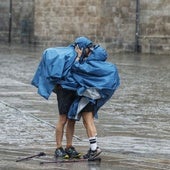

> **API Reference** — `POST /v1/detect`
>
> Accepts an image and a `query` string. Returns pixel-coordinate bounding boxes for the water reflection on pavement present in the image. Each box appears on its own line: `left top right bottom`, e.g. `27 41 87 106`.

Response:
0 45 170 170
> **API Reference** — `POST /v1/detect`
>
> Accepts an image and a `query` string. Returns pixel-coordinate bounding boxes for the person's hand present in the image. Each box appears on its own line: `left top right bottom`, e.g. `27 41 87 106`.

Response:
75 45 83 61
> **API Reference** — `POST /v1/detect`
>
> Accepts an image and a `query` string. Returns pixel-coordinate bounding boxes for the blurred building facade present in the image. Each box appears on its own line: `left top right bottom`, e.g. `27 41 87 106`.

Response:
0 0 169 54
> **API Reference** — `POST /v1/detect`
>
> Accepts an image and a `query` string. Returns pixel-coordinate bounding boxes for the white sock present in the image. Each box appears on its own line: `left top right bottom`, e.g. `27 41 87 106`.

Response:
89 137 97 151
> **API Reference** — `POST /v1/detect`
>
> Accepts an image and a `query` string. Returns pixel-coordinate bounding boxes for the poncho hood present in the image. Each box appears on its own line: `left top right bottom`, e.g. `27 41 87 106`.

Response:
86 45 107 62
74 36 93 49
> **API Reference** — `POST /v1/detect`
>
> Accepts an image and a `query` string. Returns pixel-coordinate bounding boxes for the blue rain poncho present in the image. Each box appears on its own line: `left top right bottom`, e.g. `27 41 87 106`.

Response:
66 45 120 120
32 40 120 120
31 46 77 99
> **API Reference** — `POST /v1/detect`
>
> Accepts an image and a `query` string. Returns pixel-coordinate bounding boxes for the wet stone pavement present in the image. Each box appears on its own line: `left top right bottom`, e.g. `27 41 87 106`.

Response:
0 45 170 170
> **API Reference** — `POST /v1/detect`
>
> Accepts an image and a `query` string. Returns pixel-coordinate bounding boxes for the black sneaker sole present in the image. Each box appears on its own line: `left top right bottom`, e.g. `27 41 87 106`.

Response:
68 153 81 159
90 150 102 159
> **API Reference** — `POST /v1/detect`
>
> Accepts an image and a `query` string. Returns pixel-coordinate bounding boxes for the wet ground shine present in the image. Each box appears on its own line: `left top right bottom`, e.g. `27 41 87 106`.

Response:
0 45 170 170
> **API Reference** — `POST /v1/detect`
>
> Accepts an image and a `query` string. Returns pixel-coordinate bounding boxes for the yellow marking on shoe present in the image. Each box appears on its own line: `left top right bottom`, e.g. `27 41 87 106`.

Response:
63 155 69 159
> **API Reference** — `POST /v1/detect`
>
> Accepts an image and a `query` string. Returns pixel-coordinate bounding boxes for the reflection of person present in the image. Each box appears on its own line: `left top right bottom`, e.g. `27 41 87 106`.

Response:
31 36 120 159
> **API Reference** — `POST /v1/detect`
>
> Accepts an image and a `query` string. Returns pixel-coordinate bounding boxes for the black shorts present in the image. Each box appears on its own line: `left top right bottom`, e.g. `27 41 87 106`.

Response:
54 85 94 115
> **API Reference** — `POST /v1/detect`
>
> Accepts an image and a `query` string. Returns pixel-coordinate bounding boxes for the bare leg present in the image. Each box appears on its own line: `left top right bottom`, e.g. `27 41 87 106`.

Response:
83 116 97 137
55 114 67 148
82 111 101 155
65 119 75 148
82 112 96 138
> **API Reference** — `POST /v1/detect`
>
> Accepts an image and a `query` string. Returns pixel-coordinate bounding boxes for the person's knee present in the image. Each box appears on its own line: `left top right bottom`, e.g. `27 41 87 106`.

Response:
67 119 75 126
83 119 87 128
59 114 67 126
82 112 93 124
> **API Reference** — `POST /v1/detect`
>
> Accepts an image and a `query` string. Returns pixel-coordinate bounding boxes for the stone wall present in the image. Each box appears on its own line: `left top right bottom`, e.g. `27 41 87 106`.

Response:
33 0 136 54
0 0 10 43
139 0 170 54
0 0 169 54
0 0 34 44
12 0 34 44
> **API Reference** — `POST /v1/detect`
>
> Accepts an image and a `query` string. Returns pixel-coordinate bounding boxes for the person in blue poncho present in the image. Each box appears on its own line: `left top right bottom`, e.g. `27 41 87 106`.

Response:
72 39 120 159
31 36 120 159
